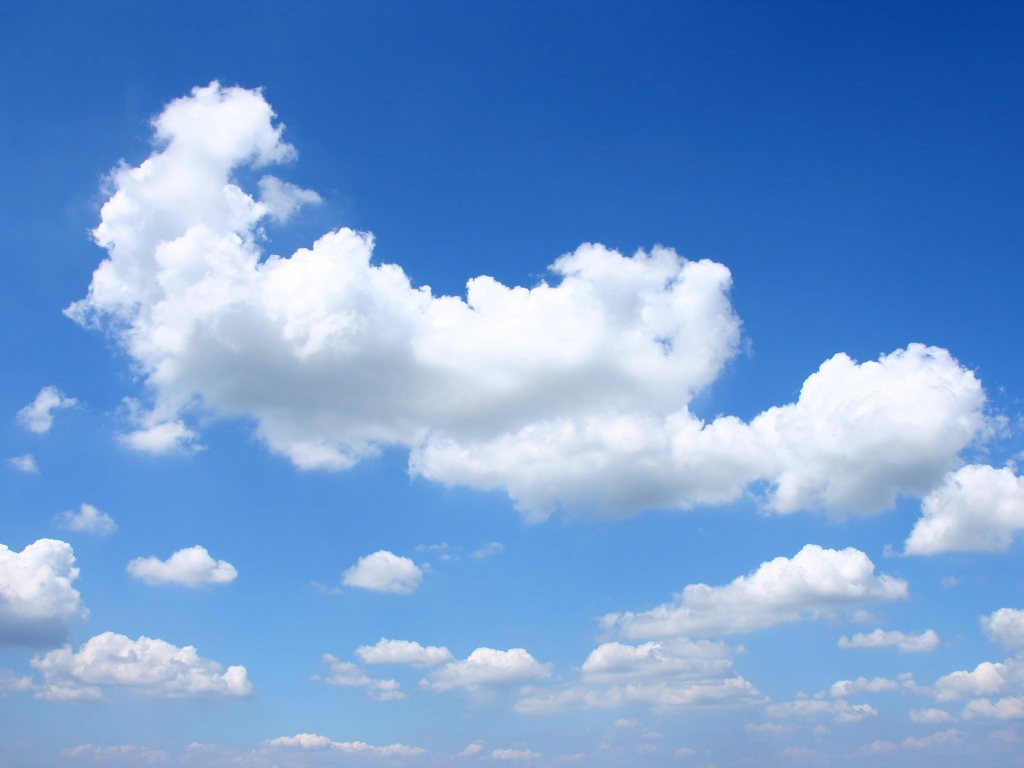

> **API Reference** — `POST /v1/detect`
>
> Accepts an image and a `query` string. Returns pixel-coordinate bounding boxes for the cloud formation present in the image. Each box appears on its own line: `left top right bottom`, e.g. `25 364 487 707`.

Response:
7 454 39 473
31 631 252 699
127 545 237 587
422 648 551 693
838 629 940 653
69 83 990 522
0 539 86 647
16 386 77 434
981 609 1024 649
265 733 424 758
356 638 453 667
56 503 118 536
343 551 423 594
318 654 405 701
602 545 907 639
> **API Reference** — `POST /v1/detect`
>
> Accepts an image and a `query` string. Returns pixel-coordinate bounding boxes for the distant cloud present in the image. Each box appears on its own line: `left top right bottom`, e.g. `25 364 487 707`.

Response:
343 551 422 594
422 648 551 693
471 542 504 559
838 629 940 653
318 654 405 701
602 545 907 639
908 708 955 724
830 675 917 697
356 638 453 668
490 748 541 761
981 608 1024 649
7 454 39 474
16 386 76 434
126 546 237 587
56 504 117 536
31 631 252 699
766 698 878 724
63 744 169 763
265 733 424 758
0 539 86 647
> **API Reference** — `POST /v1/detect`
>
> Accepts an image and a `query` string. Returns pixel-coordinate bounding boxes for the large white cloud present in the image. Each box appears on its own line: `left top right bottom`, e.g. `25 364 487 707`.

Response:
0 539 86 647
904 465 1024 554
16 386 77 434
68 83 990 522
981 609 1024 649
932 656 1024 702
343 551 423 594
421 648 551 693
602 544 907 639
127 545 237 587
31 631 252 699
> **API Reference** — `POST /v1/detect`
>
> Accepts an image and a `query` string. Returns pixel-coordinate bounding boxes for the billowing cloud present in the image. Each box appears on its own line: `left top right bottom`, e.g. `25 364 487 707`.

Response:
0 539 86 647
514 639 760 714
422 648 551 693
905 465 1024 554
16 386 77 434
933 657 1024 702
68 83 989 521
127 545 237 587
31 631 252 699
7 454 39 474
981 609 1024 649
962 696 1024 720
318 654 405 701
56 503 117 536
838 629 940 653
603 545 907 639
266 733 425 758
356 638 453 667
343 551 422 594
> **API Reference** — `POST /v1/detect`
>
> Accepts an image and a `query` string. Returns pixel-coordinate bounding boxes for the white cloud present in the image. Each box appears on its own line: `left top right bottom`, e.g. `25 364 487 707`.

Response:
490 749 541 761
909 708 955 724
905 465 1024 554
458 742 485 757
0 668 33 695
900 729 964 749
343 551 422 594
837 629 940 653
514 639 760 714
356 638 453 667
766 697 878 723
7 454 39 473
127 545 237 587
318 654 406 701
829 675 917 698
68 83 989 521
266 733 425 758
933 657 1024 702
982 609 1024 649
602 544 907 639
471 542 504 559
422 648 551 693
962 696 1024 720
56 504 118 536
0 539 86 647
63 744 169 763
16 386 77 434
31 631 252 699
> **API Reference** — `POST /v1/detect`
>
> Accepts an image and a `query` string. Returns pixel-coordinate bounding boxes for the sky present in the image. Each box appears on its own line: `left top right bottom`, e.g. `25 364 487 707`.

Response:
2 1 1024 766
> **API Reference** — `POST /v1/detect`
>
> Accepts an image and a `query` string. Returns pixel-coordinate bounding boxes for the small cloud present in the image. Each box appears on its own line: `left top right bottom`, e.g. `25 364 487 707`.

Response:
56 504 117 536
471 542 504 560
7 454 39 474
458 742 485 757
317 654 406 701
941 576 963 589
356 638 453 668
17 387 77 434
127 546 237 587
838 629 940 653
343 551 423 594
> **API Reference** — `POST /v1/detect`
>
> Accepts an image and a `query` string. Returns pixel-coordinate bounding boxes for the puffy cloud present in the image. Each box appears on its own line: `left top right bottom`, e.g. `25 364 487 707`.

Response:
31 631 252 699
962 696 1024 720
356 638 453 667
829 675 917 698
16 386 77 434
982 609 1024 649
909 708 955 724
905 465 1024 554
933 657 1024 702
127 545 237 587
0 668 33 694
70 83 989 521
837 629 940 653
515 639 760 714
7 454 39 473
318 654 406 701
603 545 907 639
343 551 422 594
266 733 425 758
0 539 85 647
56 503 118 536
766 697 878 723
422 648 551 693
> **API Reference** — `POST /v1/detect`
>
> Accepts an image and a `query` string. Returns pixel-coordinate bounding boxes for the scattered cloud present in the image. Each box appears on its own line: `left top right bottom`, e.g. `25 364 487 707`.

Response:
265 733 425 757
909 708 955 724
16 386 77 434
7 454 39 473
63 744 169 763
602 544 907 639
829 674 917 697
981 609 1024 649
766 697 878 724
961 696 1024 720
317 654 405 701
838 629 940 653
343 551 423 594
471 542 504 559
422 648 551 693
0 539 86 647
127 545 237 587
56 503 117 536
458 742 485 758
31 632 252 699
489 748 541 761
933 656 1024 702
356 638 453 668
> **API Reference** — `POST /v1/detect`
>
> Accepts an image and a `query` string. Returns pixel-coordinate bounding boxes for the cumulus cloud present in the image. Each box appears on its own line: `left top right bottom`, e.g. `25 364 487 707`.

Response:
982 609 1024 649
837 629 940 653
356 638 453 667
962 696 1024 720
68 82 989 521
56 504 118 536
514 639 760 714
127 545 237 587
31 631 252 699
318 654 406 701
422 648 551 693
602 545 907 639
0 539 86 647
343 551 422 594
766 697 878 724
7 454 39 473
905 465 1024 554
266 733 425 758
909 708 955 724
829 675 918 698
16 386 77 434
933 656 1024 702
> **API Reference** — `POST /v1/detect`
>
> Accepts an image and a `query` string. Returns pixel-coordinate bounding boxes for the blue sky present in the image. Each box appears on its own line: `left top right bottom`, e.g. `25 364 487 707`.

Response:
2 2 1024 766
